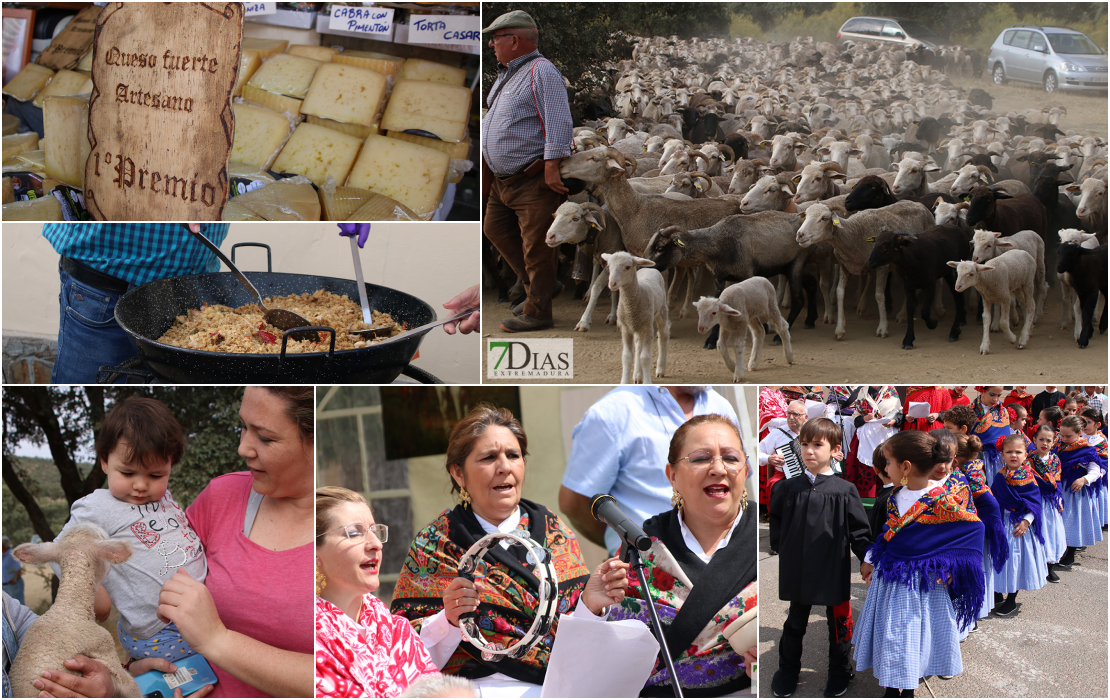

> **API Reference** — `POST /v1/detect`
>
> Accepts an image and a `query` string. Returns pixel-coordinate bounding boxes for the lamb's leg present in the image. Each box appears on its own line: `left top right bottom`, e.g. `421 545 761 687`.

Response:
576 267 609 332
718 327 736 372
655 309 669 378
980 303 993 355
620 325 634 383
608 289 619 326
820 264 835 324
999 297 1017 345
637 330 654 384
1078 291 1097 348
680 269 697 320
776 274 790 310
1017 285 1034 349
733 324 749 381
990 302 1002 332
855 270 872 316
1074 295 1084 342
875 267 890 338
835 271 848 339
584 259 601 305
747 316 766 373
774 309 794 365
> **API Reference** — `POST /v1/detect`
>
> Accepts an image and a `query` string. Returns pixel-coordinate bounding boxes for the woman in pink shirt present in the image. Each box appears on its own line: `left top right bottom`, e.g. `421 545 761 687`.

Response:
153 386 315 698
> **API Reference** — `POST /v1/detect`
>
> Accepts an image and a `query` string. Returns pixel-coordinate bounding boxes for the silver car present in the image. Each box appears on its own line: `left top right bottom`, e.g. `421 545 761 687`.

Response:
987 25 1108 92
836 16 943 50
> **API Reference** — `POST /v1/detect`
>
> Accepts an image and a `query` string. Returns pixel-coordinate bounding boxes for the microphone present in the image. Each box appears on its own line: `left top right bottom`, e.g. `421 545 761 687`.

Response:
590 494 651 551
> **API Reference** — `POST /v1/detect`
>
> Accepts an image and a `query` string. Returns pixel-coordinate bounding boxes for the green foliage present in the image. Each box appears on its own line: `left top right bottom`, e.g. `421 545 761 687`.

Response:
950 4 1108 53
755 3 862 44
2 482 70 547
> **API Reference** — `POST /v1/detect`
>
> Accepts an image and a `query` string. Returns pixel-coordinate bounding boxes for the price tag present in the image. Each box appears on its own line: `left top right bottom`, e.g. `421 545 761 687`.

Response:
243 2 276 16
408 15 481 46
330 5 394 35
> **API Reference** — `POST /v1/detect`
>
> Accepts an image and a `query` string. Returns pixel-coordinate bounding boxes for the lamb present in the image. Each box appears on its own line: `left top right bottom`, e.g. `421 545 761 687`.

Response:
601 251 669 384
795 200 936 339
1056 229 1104 338
1057 241 1108 349
948 250 1037 354
692 278 794 381
970 229 1048 319
9 524 142 698
545 201 623 332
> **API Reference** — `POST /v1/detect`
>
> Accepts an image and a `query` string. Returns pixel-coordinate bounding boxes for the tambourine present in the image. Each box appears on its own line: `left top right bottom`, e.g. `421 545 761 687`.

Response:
456 530 559 661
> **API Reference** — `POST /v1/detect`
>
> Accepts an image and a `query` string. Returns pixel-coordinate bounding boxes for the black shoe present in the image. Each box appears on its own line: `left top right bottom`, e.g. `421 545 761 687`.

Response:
769 550 778 556
1076 546 1087 552
900 689 915 698
772 670 799 697
993 591 1004 606
824 673 853 697
993 598 1018 616
1047 568 1060 583
883 688 900 698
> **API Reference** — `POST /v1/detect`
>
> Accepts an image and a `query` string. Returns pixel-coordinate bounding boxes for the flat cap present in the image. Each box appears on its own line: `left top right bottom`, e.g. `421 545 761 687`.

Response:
482 10 536 34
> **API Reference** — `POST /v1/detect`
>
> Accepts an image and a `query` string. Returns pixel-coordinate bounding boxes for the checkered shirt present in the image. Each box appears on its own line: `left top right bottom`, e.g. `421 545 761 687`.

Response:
43 223 231 286
481 50 573 176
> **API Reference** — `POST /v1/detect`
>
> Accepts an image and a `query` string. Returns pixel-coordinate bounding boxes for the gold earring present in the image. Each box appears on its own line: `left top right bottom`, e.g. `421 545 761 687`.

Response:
900 474 909 487
671 490 684 509
459 487 471 508
315 563 326 596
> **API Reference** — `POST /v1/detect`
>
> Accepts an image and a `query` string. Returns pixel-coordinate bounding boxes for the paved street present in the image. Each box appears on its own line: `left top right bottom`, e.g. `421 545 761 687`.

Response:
759 519 1108 697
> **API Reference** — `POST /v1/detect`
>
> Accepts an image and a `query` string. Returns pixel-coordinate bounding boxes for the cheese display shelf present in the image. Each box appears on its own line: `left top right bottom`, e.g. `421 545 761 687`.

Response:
1 1 479 222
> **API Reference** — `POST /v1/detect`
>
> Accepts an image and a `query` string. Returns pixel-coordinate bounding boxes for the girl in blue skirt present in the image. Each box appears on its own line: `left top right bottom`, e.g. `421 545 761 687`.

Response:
952 432 1007 624
990 434 1048 616
1056 416 1105 568
1029 424 1066 582
1079 407 1107 528
972 386 1010 488
855 431 984 698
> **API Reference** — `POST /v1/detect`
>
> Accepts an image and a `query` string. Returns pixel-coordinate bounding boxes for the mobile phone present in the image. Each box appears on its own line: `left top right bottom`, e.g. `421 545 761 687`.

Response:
134 654 218 698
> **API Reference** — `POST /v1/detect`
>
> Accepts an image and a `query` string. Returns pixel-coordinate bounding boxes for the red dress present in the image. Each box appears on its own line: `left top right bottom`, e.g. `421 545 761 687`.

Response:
902 386 952 432
315 594 438 698
948 389 971 407
1002 388 1033 414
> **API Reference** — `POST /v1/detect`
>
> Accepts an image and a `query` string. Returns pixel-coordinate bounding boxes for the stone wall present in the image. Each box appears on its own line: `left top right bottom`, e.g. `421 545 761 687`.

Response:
3 335 57 384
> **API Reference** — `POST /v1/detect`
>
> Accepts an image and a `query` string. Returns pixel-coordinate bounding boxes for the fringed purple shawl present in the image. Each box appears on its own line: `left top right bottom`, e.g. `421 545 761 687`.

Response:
973 399 1011 466
955 461 1008 573
1027 452 1063 513
1058 438 1107 495
991 461 1045 544
869 479 985 630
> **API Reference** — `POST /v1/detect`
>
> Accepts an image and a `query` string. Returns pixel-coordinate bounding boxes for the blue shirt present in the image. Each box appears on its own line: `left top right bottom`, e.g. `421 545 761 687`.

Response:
481 50 573 176
42 223 230 286
562 387 740 554
1 551 20 586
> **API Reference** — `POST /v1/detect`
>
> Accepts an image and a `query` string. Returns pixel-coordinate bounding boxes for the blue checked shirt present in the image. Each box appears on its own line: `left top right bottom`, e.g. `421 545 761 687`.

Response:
42 223 230 286
482 50 573 176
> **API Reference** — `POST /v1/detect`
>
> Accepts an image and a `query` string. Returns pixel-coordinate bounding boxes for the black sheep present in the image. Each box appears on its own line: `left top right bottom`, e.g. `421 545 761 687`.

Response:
723 132 749 160
1032 168 1082 237
914 117 943 150
867 227 970 349
968 88 993 110
844 175 959 213
1057 242 1108 348
966 186 1049 237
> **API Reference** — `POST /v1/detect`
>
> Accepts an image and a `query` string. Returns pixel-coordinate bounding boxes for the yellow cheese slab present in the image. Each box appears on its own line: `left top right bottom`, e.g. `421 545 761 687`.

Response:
234 181 321 221
271 123 363 186
3 133 40 161
386 130 470 160
247 53 322 98
3 197 63 221
333 50 405 78
306 115 376 139
32 70 92 108
2 177 13 204
43 95 91 187
6 150 46 170
228 160 276 183
3 63 55 102
233 49 262 98
77 49 93 72
320 185 376 221
241 84 303 116
348 191 421 221
222 200 266 221
301 63 387 127
231 103 291 169
380 79 471 143
346 134 449 217
398 58 467 86
241 38 289 60
287 45 339 62
2 114 18 135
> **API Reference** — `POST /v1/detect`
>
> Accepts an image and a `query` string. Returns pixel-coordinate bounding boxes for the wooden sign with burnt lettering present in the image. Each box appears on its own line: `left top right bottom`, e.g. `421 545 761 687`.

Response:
37 5 102 71
85 3 242 220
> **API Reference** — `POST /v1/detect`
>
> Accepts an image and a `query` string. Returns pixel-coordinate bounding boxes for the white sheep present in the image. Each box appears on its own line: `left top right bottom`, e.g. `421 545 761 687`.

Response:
10 524 141 698
601 251 669 384
969 229 1047 320
545 201 621 332
948 250 1037 355
692 277 793 381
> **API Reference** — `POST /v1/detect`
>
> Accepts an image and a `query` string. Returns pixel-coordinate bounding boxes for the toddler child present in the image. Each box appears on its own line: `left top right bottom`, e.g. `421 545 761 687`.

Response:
990 434 1047 616
1029 424 1066 581
1057 416 1106 567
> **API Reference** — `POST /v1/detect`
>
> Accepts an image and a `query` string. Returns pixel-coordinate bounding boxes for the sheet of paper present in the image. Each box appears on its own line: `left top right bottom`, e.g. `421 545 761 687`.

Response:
906 401 931 419
541 615 660 698
805 400 825 419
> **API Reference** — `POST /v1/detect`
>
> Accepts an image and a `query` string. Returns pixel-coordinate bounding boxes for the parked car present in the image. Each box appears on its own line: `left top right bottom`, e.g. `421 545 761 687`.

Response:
836 16 943 50
987 24 1108 92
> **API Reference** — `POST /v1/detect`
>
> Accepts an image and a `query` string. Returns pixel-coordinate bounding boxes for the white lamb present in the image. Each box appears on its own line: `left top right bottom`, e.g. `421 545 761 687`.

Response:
969 228 1047 320
692 277 793 381
9 524 141 698
949 250 1036 355
601 251 669 384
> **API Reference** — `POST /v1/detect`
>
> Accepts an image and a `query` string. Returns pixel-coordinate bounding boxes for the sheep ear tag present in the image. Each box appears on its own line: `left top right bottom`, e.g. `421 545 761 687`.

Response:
833 217 841 225
963 196 971 202
865 236 875 242
675 238 686 247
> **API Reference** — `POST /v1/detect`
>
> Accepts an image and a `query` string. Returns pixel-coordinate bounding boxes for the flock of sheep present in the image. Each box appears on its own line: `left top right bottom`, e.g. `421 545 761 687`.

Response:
533 33 1108 383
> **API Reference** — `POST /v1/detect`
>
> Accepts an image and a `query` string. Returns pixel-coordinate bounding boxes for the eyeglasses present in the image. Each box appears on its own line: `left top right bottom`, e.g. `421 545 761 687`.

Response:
786 412 807 419
488 33 515 42
677 451 745 475
326 522 388 544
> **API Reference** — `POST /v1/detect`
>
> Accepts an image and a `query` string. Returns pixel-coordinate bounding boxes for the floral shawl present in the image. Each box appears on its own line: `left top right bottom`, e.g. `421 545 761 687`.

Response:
390 499 590 685
1027 452 1063 513
973 398 1011 466
609 506 756 697
315 594 437 698
956 460 1008 572
758 387 789 438
1057 437 1108 495
991 454 1045 544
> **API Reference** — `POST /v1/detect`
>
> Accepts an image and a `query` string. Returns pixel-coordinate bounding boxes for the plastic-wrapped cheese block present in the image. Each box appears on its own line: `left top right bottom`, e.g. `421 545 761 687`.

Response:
386 130 470 160
32 70 92 108
320 184 375 221
43 95 91 188
380 79 471 143
240 85 302 116
247 54 322 98
7 150 46 171
398 58 467 86
306 115 376 139
3 63 55 102
346 134 449 218
241 38 289 60
233 181 321 221
233 49 262 98
222 200 266 221
3 196 63 220
301 63 386 128
332 51 405 78
271 123 363 187
3 133 40 161
2 114 18 135
288 45 340 62
347 191 421 221
231 104 292 169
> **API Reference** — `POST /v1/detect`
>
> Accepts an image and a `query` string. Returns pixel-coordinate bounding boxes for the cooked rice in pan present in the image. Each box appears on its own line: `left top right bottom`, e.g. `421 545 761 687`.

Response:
156 289 402 353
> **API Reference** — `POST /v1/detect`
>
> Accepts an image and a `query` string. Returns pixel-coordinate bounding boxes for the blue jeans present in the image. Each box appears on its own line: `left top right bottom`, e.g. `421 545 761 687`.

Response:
52 265 137 384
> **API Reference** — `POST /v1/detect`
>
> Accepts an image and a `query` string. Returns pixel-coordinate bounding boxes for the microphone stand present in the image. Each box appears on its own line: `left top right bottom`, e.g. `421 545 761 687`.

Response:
622 544 684 698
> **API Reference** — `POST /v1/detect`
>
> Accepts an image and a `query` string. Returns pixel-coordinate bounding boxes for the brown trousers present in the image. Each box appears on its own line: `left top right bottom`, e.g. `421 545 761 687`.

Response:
483 173 565 320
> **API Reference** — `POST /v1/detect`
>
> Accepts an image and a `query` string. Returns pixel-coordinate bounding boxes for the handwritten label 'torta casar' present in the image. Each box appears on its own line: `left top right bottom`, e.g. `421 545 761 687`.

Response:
85 3 242 220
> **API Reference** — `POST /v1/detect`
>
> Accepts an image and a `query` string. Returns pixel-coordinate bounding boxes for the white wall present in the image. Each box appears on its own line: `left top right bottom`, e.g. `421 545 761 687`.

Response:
1 222 480 382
